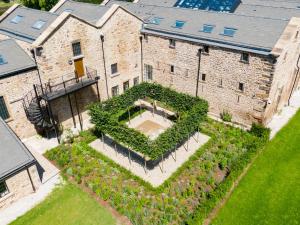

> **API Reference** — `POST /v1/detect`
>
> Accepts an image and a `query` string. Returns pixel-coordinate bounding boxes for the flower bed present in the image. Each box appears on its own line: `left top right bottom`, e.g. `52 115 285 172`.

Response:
45 119 269 225
89 83 208 160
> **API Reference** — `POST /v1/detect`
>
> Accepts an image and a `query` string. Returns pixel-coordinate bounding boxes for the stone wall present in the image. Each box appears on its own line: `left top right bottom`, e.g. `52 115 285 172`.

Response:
34 8 143 130
0 69 39 138
142 34 273 125
264 17 300 124
0 164 41 210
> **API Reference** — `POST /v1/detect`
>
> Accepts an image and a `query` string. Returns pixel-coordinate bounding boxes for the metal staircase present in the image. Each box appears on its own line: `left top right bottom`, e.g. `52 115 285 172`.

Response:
22 87 55 135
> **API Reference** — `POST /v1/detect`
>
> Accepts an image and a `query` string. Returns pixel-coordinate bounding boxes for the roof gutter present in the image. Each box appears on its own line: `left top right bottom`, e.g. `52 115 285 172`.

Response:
141 27 272 56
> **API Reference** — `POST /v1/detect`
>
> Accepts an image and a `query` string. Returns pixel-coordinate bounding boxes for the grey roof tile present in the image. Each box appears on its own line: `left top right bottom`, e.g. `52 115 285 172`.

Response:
0 39 36 78
0 118 36 180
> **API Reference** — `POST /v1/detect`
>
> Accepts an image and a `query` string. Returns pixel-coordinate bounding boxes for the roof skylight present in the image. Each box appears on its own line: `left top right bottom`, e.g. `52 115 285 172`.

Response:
64 9 73 13
150 17 163 25
32 20 46 30
200 24 215 33
172 20 185 29
0 55 7 65
222 27 237 37
11 15 23 24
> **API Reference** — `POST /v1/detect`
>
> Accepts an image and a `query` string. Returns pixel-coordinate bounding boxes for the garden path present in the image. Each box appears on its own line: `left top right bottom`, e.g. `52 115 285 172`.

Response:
90 132 210 187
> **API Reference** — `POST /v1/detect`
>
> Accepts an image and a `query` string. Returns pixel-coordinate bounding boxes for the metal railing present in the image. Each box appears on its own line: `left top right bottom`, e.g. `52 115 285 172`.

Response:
35 67 98 98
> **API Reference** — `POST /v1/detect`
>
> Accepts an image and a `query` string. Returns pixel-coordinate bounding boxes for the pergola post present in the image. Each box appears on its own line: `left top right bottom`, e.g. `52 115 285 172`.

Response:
114 142 117 156
128 148 131 165
144 157 147 174
128 107 131 124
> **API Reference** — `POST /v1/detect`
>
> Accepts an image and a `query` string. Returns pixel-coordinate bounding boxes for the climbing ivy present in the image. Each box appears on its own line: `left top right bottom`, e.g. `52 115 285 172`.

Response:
89 83 208 160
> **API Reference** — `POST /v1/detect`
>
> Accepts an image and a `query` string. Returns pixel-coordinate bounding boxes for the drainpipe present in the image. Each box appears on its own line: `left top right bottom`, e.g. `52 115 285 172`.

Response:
140 35 144 82
288 53 300 106
100 35 110 99
30 48 44 95
196 48 202 97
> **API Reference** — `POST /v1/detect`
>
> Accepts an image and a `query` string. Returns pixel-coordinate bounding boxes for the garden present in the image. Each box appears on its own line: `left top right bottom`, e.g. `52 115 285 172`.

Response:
45 83 270 225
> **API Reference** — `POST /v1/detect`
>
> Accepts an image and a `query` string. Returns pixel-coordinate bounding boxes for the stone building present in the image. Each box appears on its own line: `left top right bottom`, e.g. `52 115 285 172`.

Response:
0 118 41 210
0 0 300 139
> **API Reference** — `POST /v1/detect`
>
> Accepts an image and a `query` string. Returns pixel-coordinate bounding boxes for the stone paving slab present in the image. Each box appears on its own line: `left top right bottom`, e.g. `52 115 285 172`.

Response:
90 132 210 187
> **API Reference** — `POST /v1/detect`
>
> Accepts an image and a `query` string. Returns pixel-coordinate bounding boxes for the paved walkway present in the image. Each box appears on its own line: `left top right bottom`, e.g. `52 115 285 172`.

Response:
90 132 210 187
267 88 300 139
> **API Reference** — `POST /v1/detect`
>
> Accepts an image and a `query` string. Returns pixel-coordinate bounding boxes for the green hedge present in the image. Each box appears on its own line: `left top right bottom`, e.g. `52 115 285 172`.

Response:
89 83 208 160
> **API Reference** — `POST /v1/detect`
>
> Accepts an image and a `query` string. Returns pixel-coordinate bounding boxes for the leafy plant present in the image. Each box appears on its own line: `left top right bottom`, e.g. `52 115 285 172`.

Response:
89 83 208 160
220 110 232 122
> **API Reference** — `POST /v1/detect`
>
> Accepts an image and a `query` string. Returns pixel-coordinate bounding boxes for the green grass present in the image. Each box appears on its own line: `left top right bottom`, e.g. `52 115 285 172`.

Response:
10 182 116 225
212 110 300 225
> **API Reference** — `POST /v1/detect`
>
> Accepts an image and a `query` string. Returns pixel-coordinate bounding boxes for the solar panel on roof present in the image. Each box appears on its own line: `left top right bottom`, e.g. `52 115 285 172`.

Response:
172 20 185 29
200 24 215 33
0 55 7 65
174 0 241 12
221 27 237 37
11 15 23 24
32 20 46 30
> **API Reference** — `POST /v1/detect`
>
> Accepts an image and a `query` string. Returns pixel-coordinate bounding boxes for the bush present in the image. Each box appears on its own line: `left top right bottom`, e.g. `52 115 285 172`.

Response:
250 123 271 140
220 111 232 122
89 83 208 160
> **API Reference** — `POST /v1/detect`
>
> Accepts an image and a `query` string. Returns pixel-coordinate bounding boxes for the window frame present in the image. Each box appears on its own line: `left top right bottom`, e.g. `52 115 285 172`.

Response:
203 45 209 54
241 52 249 63
111 85 119 97
238 82 245 92
221 27 237 37
0 181 9 198
123 80 130 92
72 41 82 57
169 39 176 48
144 64 153 81
201 73 206 82
0 96 10 120
200 24 215 33
133 77 139 86
172 20 185 29
0 55 7 65
32 20 46 30
170 65 175 73
111 63 118 75
11 15 23 24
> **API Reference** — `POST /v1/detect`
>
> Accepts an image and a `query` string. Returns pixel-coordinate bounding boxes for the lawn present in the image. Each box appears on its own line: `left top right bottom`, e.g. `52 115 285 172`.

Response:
212 110 300 225
10 182 116 225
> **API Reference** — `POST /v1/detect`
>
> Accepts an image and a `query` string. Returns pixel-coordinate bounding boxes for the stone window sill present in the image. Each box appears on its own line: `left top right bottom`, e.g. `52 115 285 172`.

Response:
72 55 84 60
111 73 120 78
239 60 249 64
217 85 223 88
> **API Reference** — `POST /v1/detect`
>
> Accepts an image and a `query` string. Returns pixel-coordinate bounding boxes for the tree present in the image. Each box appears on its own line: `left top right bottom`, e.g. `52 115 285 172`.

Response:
20 0 59 11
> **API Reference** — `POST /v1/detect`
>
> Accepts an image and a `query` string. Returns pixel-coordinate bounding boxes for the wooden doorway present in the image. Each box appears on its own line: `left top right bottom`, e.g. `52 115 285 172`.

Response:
74 58 85 78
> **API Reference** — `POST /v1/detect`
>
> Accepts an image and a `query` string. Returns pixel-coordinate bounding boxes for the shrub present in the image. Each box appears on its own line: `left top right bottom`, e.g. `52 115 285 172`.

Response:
89 82 208 160
220 110 232 122
250 123 271 140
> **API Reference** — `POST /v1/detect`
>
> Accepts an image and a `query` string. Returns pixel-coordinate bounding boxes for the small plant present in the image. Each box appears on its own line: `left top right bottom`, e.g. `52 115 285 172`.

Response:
250 123 271 140
220 110 232 122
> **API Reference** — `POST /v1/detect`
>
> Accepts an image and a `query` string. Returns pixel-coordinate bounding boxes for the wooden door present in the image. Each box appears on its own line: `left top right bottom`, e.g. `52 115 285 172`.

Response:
74 58 85 78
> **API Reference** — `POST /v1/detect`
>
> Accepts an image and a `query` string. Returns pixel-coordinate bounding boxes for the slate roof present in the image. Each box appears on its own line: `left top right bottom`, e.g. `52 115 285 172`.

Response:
0 118 36 180
0 6 58 43
53 0 110 25
0 39 36 78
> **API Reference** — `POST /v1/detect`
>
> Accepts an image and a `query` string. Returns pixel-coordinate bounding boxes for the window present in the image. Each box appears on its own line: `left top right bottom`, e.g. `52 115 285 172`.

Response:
0 182 9 198
0 55 7 65
111 85 119 97
169 39 176 48
111 63 118 75
172 20 185 29
203 45 209 54
238 82 244 92
222 27 237 37
150 17 163 25
218 78 223 87
0 96 10 120
200 24 214 33
133 77 139 86
241 52 249 63
72 41 82 56
144 64 153 81
170 65 175 73
201 73 206 81
32 20 46 30
11 15 23 24
123 81 130 91
64 9 73 13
